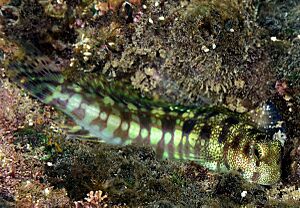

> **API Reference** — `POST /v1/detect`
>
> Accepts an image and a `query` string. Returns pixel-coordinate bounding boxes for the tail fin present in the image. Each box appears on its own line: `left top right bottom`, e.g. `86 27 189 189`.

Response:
8 43 64 101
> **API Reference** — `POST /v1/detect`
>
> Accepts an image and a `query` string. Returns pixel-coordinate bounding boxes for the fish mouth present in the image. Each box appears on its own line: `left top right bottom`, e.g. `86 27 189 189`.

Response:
249 167 281 185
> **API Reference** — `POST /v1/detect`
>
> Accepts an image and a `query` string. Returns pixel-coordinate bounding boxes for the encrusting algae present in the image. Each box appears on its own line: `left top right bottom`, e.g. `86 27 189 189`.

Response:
7 42 283 185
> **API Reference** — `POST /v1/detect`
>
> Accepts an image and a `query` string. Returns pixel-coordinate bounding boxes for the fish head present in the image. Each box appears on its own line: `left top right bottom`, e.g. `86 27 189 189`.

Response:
226 133 282 185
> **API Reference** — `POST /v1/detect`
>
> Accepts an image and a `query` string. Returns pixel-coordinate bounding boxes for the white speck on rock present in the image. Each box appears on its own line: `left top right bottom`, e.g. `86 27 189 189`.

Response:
83 51 92 56
44 188 51 196
201 45 209 53
271 36 277 41
241 191 247 198
158 16 165 21
148 18 154 24
47 162 53 167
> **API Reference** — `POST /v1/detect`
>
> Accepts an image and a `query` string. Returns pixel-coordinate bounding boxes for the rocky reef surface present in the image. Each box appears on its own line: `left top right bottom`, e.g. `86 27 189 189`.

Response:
0 0 299 207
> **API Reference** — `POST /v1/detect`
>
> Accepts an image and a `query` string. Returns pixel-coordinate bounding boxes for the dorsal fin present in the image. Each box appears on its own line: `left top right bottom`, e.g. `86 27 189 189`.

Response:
7 41 65 101
76 74 206 115
247 101 286 145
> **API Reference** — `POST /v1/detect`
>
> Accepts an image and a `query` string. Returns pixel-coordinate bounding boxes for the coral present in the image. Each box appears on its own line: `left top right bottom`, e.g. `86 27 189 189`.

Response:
74 190 109 208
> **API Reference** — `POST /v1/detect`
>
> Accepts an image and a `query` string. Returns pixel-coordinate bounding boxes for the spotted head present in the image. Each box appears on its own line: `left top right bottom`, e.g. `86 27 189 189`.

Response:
225 129 282 185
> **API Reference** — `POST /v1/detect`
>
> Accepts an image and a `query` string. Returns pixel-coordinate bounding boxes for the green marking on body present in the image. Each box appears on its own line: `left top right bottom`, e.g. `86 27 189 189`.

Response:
112 137 122 144
103 96 115 106
131 114 140 122
150 117 162 127
162 151 169 159
100 112 108 120
56 85 62 92
111 107 121 116
101 128 113 140
151 117 157 124
121 121 129 131
140 107 148 112
66 94 82 112
101 114 121 140
173 129 182 159
107 114 121 133
173 129 182 147
150 127 163 145
128 121 140 139
174 151 181 160
169 111 179 117
182 111 195 119
164 132 172 145
156 118 162 127
44 86 69 104
189 152 196 160
188 132 197 149
181 135 189 160
151 107 165 116
73 85 82 93
128 103 138 111
141 128 149 139
182 135 187 146
82 103 100 124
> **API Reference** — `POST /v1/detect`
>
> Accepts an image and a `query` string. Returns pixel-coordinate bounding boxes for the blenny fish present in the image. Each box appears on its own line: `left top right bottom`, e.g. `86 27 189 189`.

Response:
8 44 283 185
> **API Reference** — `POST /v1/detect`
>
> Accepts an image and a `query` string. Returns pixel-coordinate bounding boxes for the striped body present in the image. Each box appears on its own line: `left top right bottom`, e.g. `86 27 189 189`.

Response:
8 46 282 185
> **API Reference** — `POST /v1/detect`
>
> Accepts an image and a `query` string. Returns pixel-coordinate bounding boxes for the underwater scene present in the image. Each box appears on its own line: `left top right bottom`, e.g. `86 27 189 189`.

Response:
0 0 299 207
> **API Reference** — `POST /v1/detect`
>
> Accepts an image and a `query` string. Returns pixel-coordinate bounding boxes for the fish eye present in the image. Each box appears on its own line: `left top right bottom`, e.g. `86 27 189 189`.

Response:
254 147 260 159
253 146 261 167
